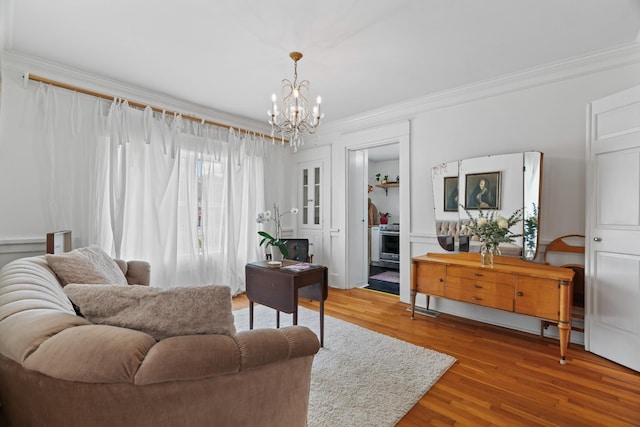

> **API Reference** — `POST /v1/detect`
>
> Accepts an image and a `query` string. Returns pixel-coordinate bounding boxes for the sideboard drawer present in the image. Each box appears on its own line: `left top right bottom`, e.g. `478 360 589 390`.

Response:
445 287 514 311
446 276 514 298
446 265 514 286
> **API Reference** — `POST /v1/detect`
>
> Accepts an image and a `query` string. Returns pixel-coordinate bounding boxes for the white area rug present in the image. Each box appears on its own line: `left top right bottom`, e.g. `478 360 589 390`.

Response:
234 305 456 427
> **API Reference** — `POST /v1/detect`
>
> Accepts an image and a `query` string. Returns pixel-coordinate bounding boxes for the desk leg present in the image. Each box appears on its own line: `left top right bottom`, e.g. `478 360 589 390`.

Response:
249 301 254 330
293 306 298 325
276 310 280 328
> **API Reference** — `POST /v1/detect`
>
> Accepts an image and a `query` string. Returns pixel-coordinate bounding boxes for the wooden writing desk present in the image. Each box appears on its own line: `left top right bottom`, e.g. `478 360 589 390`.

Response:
245 260 328 346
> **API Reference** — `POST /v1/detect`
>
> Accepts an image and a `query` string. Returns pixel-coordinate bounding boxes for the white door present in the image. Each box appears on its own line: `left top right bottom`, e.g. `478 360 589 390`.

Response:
297 161 324 265
347 149 368 287
587 85 640 371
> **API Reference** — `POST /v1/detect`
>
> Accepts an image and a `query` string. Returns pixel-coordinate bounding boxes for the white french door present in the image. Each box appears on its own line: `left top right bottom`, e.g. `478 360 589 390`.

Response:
587 85 640 371
297 160 324 265
347 149 368 288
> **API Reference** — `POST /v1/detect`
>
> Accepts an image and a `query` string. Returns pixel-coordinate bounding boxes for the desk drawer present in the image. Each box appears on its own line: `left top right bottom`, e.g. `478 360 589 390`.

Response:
446 265 514 286
445 287 514 311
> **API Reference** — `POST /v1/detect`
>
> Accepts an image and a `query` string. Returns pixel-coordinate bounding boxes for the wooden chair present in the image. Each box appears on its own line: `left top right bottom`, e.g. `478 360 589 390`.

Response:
541 234 585 336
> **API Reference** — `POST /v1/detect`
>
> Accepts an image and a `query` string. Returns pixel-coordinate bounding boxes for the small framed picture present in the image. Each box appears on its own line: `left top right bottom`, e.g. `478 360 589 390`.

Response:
443 177 459 212
465 172 501 210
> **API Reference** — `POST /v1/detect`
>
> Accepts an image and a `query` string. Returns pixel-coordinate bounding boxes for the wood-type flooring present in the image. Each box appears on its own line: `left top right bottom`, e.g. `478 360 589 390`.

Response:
233 287 640 426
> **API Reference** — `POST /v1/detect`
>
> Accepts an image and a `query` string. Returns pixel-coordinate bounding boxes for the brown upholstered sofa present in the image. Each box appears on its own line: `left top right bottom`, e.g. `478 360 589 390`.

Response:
0 253 320 427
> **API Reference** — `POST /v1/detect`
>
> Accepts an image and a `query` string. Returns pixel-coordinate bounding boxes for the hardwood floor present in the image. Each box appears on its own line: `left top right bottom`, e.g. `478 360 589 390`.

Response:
233 288 640 426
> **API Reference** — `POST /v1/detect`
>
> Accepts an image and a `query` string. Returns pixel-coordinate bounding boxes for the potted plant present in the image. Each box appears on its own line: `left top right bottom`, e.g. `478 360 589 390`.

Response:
256 205 299 259
375 173 381 182
381 175 389 184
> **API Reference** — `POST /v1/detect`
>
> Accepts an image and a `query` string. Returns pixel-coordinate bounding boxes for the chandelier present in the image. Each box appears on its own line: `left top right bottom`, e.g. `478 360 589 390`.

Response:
268 51 324 151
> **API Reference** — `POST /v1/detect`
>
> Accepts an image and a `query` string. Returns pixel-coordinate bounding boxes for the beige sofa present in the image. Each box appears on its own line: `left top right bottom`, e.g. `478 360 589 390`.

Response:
0 253 320 427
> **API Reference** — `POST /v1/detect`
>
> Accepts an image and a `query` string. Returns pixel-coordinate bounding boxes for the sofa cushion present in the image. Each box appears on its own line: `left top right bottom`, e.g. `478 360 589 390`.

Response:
63 284 236 340
46 246 128 286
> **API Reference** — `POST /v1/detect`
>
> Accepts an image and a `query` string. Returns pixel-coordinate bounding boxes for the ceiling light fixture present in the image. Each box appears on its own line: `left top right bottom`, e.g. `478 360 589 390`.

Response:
268 51 324 151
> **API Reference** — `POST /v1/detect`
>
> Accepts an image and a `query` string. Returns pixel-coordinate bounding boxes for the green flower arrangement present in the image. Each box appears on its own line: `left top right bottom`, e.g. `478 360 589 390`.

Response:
461 206 523 255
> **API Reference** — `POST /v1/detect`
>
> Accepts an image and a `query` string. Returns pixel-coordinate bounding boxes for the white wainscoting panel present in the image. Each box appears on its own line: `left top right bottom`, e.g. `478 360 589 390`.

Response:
0 238 46 269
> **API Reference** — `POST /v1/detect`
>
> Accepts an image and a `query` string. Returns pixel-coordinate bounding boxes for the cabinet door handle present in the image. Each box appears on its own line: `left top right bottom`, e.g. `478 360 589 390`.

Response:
473 284 483 289
593 237 602 242
473 273 483 277
439 278 444 282
472 296 482 301
517 291 524 297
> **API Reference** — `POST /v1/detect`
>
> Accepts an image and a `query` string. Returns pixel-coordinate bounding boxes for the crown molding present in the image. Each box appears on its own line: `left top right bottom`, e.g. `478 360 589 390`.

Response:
1 50 274 136
323 42 640 135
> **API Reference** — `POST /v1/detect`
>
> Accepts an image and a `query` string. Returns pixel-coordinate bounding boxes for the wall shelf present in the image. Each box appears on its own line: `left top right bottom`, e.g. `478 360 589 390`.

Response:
376 182 399 196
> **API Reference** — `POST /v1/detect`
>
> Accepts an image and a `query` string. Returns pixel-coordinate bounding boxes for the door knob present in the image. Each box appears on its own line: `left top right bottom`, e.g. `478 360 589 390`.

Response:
593 237 602 242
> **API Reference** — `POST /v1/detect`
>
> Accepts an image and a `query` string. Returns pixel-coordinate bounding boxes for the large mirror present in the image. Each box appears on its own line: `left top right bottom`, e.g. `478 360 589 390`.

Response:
432 152 543 260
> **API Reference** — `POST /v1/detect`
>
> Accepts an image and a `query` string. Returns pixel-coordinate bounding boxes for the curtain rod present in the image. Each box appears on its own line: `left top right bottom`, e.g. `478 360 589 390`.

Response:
23 73 286 143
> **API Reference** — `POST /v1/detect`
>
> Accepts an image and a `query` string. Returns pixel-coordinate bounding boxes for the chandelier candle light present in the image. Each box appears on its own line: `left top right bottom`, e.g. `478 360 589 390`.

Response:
256 204 299 260
268 51 324 151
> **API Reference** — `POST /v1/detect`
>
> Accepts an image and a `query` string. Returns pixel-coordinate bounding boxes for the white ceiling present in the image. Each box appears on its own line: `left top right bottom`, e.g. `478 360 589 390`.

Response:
3 0 640 127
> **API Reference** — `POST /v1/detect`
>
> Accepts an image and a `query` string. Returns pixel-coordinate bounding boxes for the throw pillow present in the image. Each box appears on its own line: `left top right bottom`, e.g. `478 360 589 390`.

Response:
46 246 128 286
63 284 236 340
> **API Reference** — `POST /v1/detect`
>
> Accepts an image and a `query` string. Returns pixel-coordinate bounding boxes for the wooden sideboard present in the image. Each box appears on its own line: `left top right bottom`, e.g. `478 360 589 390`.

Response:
411 252 575 364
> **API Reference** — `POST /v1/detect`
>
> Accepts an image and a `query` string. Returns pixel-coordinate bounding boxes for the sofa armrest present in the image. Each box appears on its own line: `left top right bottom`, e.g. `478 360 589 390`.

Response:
234 326 320 370
114 260 150 286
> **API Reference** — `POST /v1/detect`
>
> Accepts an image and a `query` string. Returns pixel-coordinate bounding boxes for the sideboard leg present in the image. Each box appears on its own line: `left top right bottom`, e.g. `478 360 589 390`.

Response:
558 279 572 364
410 262 417 319
558 320 570 364
410 289 417 320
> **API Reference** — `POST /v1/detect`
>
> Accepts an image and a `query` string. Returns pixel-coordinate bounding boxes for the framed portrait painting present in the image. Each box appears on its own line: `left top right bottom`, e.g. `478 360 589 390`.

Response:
443 177 459 212
465 172 501 210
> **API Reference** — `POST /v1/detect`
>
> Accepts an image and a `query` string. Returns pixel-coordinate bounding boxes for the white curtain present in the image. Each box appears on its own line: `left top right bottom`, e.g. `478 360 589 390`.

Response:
32 84 277 295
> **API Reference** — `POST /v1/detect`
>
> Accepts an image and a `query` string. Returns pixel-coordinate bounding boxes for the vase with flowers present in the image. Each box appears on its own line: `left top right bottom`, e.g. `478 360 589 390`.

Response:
461 206 523 266
256 204 299 260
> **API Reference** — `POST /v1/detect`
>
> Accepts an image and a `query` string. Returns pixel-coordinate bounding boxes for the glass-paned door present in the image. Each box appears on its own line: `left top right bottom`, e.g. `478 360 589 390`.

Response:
299 162 322 228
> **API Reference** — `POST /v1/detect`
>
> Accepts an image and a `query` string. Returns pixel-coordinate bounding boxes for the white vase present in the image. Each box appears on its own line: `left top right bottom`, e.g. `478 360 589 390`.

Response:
270 245 283 261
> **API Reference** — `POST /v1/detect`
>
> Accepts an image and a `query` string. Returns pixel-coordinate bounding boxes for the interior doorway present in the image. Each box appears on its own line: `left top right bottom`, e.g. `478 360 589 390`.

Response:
356 143 401 295
342 121 409 299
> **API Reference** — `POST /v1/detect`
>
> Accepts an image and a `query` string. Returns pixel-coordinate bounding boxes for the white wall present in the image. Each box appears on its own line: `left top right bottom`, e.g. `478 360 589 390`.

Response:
316 45 640 342
368 159 400 223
